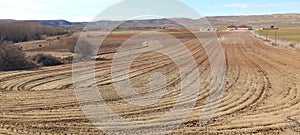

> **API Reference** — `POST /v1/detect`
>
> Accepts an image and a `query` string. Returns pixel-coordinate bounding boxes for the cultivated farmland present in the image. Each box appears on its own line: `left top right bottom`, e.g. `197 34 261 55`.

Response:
0 31 300 134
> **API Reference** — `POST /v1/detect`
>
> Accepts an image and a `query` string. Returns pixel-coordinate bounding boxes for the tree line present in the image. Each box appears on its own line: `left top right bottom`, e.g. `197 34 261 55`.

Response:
0 22 67 43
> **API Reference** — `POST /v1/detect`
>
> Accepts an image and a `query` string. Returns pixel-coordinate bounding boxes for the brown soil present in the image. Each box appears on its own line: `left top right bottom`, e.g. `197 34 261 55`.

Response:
1 32 300 134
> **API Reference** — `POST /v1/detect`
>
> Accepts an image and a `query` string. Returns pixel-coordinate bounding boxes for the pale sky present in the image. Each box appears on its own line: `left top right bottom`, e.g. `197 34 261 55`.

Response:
0 0 300 22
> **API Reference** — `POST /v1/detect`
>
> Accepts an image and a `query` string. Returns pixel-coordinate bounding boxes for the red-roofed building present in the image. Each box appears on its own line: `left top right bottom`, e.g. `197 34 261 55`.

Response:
227 25 237 31
237 25 251 30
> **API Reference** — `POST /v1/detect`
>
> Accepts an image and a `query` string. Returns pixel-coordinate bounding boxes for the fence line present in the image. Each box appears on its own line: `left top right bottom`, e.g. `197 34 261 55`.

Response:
250 30 299 48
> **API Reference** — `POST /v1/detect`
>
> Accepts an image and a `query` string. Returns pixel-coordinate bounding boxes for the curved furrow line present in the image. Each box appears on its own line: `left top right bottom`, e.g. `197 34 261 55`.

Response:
207 32 300 133
240 33 300 116
172 32 265 133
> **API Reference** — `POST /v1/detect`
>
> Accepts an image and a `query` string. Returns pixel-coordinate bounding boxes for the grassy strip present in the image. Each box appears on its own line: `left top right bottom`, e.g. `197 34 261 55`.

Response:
258 29 300 43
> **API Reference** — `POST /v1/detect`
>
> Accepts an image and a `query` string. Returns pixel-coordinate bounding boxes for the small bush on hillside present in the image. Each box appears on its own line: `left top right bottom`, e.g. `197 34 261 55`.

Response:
31 54 63 66
63 55 73 62
0 42 35 71
289 43 296 48
68 39 95 61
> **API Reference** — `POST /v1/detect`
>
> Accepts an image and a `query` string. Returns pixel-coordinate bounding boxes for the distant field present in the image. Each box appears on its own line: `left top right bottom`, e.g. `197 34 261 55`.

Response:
258 29 300 43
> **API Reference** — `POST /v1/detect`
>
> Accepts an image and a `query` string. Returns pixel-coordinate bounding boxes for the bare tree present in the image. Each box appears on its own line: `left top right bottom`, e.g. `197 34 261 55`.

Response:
0 42 35 71
0 22 67 43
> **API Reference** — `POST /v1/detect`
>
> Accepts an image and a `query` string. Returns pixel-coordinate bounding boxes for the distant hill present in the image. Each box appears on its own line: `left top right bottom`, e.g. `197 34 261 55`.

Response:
0 20 87 26
35 20 73 26
80 13 300 29
1 13 300 29
206 13 300 28
0 19 17 23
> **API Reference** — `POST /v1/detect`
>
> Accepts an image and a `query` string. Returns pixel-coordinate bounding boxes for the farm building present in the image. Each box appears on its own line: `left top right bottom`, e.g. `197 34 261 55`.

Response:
227 25 252 31
260 25 279 30
200 27 218 32
237 25 252 30
227 25 237 31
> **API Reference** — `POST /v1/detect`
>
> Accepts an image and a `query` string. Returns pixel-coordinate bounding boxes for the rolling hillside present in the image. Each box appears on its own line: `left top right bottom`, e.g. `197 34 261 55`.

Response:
2 13 300 29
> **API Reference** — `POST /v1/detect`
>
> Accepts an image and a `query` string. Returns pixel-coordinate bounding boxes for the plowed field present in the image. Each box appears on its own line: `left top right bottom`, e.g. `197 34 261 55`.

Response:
1 32 300 134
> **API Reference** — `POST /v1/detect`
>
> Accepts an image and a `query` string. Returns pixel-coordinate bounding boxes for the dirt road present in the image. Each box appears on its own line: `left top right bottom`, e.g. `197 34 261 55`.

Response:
1 32 300 134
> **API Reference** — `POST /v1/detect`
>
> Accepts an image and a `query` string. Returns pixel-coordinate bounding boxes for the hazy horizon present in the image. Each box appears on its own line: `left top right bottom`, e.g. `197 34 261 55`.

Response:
1 12 299 23
1 0 300 22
